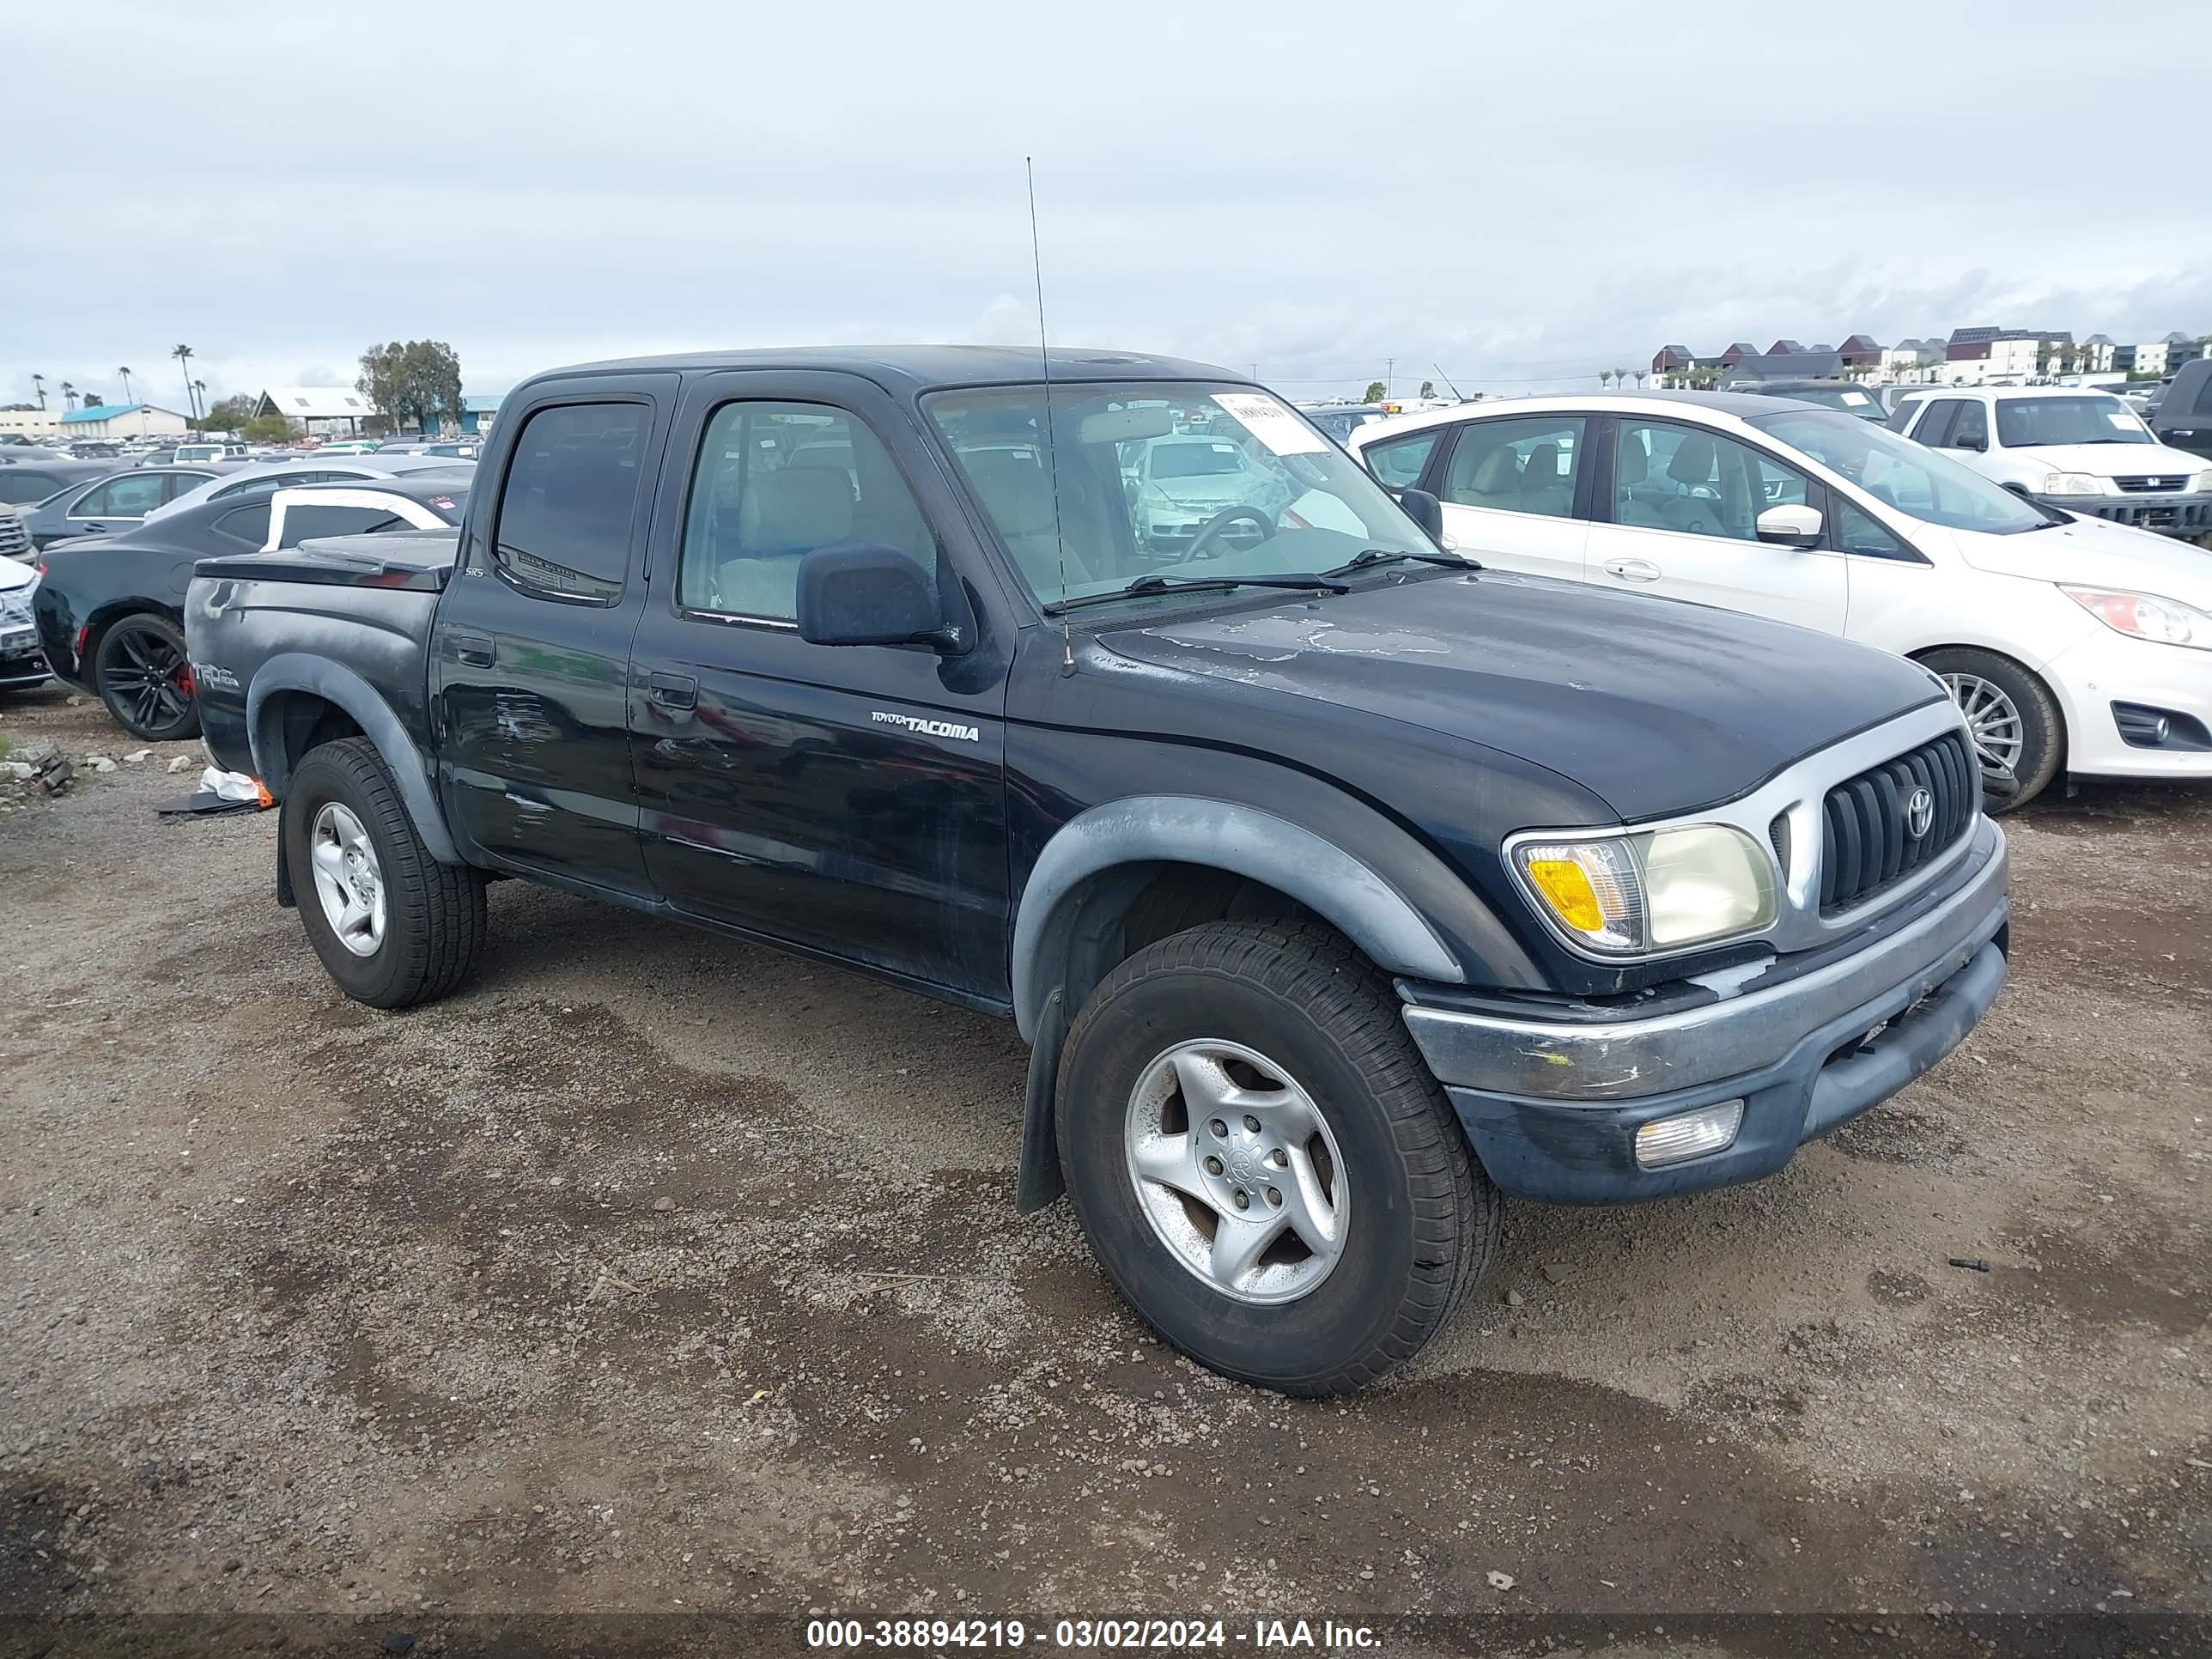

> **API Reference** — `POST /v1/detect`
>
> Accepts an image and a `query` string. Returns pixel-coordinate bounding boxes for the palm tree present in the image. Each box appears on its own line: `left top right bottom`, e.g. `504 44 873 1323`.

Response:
1634 369 1650 389
172 344 196 420
59 381 76 412
192 380 208 429
118 367 134 405
30 374 45 411
1599 370 1613 391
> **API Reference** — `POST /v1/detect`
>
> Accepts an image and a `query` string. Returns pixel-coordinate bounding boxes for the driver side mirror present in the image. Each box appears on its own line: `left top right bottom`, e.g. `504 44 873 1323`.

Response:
1755 504 1824 548
795 544 966 653
1952 431 1986 453
1396 487 1445 544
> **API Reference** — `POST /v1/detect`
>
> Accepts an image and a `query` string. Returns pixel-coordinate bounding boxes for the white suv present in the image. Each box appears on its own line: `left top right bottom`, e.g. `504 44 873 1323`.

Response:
1889 386 2212 538
1349 391 2212 808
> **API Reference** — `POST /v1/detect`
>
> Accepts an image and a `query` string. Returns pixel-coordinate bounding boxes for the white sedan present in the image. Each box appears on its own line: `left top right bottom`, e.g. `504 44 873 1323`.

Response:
1349 390 2212 808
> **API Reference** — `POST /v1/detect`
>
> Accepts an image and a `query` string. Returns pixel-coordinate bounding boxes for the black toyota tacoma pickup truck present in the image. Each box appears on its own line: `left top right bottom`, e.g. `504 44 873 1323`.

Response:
185 348 2009 1395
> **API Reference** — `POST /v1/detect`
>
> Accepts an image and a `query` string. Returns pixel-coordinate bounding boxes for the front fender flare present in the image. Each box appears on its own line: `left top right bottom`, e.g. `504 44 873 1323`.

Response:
246 653 459 865
1010 795 1463 1042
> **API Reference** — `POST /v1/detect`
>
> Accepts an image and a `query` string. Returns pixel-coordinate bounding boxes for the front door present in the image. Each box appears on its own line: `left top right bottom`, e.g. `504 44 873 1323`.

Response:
1427 413 1591 581
1586 416 1848 635
626 371 1012 1003
431 376 678 897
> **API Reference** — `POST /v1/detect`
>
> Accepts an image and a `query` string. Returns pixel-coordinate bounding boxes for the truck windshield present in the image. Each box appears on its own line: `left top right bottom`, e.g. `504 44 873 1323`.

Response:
1996 396 2153 448
1748 408 2051 535
924 382 1437 608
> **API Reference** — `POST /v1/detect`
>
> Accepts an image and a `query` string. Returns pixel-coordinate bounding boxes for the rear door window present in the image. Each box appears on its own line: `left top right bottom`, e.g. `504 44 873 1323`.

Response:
491 403 653 602
73 474 169 518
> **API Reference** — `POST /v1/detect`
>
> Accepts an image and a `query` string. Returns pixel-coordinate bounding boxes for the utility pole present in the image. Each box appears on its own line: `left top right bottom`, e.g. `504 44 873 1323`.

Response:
1385 359 1395 399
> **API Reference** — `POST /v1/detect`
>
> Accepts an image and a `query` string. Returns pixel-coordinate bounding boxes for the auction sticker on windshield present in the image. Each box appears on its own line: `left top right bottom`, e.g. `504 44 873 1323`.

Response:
1212 392 1328 456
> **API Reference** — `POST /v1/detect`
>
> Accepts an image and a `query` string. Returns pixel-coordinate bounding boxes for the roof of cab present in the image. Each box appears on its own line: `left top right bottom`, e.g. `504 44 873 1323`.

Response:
544 345 1241 392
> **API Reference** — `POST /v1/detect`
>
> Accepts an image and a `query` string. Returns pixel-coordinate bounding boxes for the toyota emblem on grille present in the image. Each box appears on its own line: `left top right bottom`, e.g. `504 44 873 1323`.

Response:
1905 787 1936 840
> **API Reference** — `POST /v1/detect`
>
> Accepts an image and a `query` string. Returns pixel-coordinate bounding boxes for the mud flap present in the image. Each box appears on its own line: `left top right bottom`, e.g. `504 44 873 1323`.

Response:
274 795 297 909
1013 987 1068 1213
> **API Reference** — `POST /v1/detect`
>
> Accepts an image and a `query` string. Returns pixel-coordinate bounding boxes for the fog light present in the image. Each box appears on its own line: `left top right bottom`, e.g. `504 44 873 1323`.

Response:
1634 1100 1745 1169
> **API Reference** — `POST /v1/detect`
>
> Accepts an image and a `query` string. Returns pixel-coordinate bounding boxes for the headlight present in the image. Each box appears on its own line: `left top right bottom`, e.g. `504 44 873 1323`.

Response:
2192 471 2212 494
2061 586 2212 651
2045 472 2108 495
1514 824 1777 957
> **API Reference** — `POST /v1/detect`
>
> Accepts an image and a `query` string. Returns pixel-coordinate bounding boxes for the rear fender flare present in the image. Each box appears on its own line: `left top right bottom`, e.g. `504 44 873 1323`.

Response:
246 653 459 865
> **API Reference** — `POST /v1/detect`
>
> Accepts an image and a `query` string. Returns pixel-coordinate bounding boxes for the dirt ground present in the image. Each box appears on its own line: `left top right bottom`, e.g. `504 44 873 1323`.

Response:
3 682 2207 1658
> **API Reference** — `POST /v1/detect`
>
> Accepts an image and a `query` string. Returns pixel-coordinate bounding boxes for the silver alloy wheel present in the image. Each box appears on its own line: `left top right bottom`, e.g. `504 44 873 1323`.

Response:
1942 672 2025 784
1122 1038 1347 1306
308 802 386 958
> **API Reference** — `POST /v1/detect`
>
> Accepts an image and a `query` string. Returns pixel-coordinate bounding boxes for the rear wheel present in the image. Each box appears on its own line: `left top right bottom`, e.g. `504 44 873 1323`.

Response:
283 738 487 1008
1919 647 2063 811
1056 919 1497 1395
94 613 199 741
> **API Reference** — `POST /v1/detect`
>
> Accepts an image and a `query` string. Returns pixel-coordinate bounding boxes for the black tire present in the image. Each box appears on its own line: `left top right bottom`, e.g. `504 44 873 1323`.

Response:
1055 918 1498 1396
283 737 487 1009
94 613 200 742
1917 647 2063 811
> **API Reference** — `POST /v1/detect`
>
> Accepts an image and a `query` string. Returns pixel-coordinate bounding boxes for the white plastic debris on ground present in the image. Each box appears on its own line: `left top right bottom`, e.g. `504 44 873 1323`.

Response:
200 768 264 803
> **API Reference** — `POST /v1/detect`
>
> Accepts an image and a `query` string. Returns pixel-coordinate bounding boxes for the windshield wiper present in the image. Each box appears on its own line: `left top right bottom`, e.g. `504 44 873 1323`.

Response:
1325 546 1477 576
1042 572 1351 615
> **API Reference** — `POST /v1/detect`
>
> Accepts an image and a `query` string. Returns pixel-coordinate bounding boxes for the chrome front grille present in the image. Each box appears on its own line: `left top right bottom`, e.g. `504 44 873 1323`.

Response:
1819 731 1978 915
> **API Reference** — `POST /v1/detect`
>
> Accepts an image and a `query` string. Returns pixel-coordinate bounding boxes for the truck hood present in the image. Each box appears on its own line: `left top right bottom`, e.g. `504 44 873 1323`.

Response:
1097 570 1947 822
2008 441 2206 480
1942 516 2212 608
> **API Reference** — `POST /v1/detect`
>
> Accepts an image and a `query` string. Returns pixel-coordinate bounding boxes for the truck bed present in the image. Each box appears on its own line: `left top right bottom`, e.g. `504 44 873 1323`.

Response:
186 532 453 780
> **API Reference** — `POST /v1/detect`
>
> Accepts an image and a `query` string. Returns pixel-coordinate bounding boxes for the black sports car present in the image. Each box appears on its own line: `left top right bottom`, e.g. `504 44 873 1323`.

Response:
34 476 470 741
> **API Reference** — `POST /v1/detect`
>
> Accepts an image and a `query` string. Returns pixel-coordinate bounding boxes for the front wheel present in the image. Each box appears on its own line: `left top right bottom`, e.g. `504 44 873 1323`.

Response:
283 738 487 1009
1919 647 2063 811
1056 919 1497 1395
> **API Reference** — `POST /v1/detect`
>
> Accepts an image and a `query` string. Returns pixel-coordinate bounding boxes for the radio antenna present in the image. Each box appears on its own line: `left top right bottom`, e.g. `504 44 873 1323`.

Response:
1026 155 1074 666
1433 362 1467 403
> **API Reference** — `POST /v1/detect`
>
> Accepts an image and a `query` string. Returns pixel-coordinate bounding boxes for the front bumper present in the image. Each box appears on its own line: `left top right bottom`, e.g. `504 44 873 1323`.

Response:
1401 820 2008 1203
2038 490 2212 538
1 623 47 688
2040 626 2212 779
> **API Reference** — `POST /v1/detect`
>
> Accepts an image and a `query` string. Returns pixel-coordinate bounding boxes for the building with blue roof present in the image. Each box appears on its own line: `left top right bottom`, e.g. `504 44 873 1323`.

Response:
58 403 191 438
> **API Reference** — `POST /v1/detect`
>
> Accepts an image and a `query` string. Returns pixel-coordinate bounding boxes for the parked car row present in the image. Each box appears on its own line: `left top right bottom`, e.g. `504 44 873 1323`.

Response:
1884 385 2212 537
1346 388 2212 810
27 476 471 740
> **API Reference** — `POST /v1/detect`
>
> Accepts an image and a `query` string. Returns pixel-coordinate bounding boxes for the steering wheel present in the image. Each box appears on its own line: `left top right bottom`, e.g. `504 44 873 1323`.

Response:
1185 504 1277 559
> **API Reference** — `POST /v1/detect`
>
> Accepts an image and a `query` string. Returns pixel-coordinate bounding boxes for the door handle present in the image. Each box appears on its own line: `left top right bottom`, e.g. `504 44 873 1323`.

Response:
647 672 698 710
1604 558 1662 583
452 631 495 666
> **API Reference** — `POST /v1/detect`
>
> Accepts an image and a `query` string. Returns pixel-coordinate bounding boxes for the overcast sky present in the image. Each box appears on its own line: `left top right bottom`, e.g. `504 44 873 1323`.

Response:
9 0 2209 412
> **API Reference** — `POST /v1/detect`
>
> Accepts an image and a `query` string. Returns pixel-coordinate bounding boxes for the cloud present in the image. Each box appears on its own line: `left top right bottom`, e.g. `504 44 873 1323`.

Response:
6 0 2207 408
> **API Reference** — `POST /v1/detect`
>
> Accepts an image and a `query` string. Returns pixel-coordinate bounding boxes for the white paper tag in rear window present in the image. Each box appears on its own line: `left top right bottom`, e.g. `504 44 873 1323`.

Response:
2107 410 2137 430
1841 390 1870 405
1212 392 1328 456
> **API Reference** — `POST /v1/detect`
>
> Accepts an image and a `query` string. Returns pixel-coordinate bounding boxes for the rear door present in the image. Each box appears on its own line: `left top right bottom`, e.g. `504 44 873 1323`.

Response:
1425 414 1590 580
624 369 1013 1002
1584 415 1847 634
430 374 678 897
